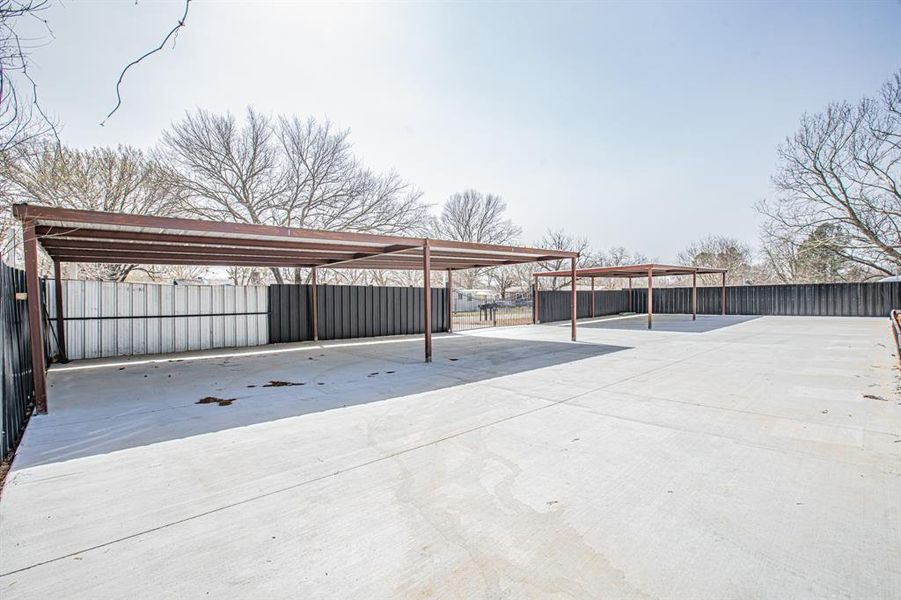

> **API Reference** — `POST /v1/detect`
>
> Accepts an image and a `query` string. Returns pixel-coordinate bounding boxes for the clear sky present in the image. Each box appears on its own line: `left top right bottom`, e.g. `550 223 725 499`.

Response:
23 1 901 261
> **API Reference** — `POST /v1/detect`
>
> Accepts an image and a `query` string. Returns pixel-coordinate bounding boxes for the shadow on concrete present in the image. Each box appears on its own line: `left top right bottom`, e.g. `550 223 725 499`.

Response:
19 334 629 468
575 314 759 333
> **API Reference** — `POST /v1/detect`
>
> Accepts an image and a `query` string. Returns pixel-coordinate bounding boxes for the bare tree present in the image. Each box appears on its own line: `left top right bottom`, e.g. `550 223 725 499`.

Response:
759 223 874 283
432 190 520 244
1 142 184 279
2 1 192 151
162 264 210 284
597 246 648 268
226 266 265 286
488 266 521 299
0 1 56 152
102 0 191 125
432 190 521 288
758 70 901 277
588 246 650 289
677 235 752 285
533 229 592 290
163 108 427 283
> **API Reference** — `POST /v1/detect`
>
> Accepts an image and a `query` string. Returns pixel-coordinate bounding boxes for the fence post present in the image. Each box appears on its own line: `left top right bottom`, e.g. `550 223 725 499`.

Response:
53 259 68 363
423 240 432 363
591 276 595 318
570 256 577 341
628 277 633 312
446 269 453 333
692 271 697 321
721 272 727 316
22 219 47 414
311 267 319 341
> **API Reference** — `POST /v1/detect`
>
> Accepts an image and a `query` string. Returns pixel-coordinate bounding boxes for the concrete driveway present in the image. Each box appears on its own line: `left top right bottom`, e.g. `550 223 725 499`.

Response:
1 315 899 599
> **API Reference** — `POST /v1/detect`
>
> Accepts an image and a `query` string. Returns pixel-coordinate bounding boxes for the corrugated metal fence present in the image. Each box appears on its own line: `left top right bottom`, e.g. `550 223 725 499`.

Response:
538 289 628 322
269 284 448 343
539 281 901 322
1 261 34 460
41 280 901 362
44 280 268 360
630 281 901 316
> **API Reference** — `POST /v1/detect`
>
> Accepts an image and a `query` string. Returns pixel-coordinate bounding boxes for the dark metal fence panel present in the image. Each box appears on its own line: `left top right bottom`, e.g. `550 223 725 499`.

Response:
1 261 35 461
538 282 901 323
269 284 448 344
628 282 901 317
538 289 628 322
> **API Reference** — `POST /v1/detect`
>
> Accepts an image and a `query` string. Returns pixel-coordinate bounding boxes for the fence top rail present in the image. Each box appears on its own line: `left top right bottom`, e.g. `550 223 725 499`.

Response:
536 263 728 279
13 204 577 271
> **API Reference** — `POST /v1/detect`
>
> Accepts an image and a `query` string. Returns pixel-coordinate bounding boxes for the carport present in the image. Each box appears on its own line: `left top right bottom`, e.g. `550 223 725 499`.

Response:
13 203 578 414
535 263 728 329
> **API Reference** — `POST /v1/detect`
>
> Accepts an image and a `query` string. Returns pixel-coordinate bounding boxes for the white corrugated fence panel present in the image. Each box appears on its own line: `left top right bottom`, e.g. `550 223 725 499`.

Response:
44 280 269 361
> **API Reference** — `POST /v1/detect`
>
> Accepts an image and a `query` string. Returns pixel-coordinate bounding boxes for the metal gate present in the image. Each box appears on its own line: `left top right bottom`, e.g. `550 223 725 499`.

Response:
1 261 35 460
451 290 534 331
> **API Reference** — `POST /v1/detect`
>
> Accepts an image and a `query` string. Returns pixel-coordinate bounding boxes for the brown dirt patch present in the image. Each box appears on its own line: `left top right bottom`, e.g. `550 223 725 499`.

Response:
196 396 235 407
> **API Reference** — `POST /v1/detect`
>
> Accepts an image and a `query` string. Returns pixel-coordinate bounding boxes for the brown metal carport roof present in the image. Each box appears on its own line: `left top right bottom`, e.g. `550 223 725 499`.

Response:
13 204 574 271
534 263 729 330
535 263 727 278
13 203 580 413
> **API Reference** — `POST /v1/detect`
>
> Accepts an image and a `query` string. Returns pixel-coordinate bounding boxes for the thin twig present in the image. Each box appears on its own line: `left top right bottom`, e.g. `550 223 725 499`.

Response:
101 0 190 126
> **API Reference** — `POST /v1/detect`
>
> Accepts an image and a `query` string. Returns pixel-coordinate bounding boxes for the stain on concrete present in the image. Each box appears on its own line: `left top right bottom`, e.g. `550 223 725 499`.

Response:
195 396 235 407
390 431 651 598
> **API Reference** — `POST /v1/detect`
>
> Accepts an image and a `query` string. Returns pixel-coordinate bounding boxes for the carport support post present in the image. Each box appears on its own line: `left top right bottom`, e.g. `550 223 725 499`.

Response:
311 267 319 341
721 271 727 316
53 258 68 363
446 269 453 333
691 272 697 321
628 277 633 312
23 219 48 414
533 274 539 324
570 256 577 341
590 277 595 318
423 240 432 362
647 268 653 329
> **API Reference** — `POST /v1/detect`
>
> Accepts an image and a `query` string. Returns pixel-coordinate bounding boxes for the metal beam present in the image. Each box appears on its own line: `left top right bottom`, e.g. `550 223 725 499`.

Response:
45 248 345 263
628 277 632 312
423 241 432 363
590 276 595 318
311 267 319 342
14 203 427 247
428 238 576 258
721 272 727 316
48 255 333 268
570 256 577 341
23 220 48 414
40 238 362 261
35 226 399 254
53 259 68 363
692 272 697 321
647 268 653 330
318 244 421 268
533 274 539 324
535 263 729 279
446 269 453 333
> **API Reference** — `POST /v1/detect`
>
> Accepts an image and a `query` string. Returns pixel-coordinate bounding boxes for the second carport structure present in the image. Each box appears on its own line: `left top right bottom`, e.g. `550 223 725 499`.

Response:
534 263 728 329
